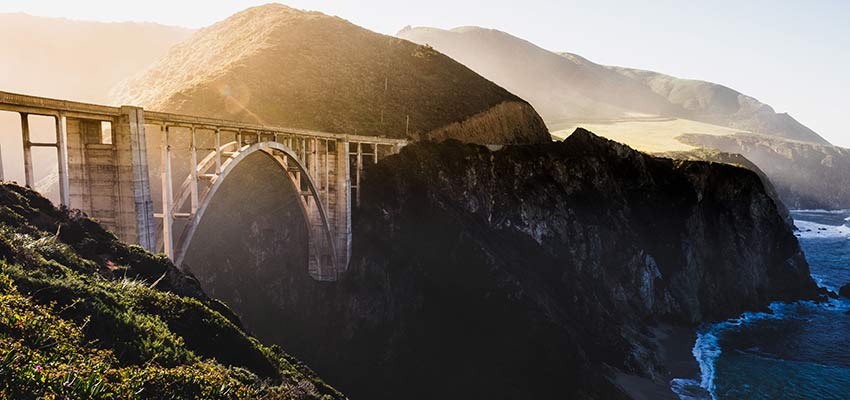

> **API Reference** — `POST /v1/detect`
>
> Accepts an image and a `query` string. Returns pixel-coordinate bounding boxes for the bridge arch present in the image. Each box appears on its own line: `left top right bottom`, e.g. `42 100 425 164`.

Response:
172 141 339 280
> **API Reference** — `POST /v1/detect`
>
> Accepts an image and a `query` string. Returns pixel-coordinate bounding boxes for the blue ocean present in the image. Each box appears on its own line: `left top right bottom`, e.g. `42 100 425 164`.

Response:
674 210 850 400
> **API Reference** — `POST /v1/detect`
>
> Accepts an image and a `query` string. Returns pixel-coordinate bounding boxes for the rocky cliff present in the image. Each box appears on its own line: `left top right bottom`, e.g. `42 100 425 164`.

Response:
112 4 548 144
182 129 821 399
655 147 794 226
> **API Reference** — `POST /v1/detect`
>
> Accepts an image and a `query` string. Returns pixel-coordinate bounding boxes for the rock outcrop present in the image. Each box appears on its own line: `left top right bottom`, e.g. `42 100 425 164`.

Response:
679 133 850 209
112 4 549 144
183 129 821 399
838 283 850 299
656 147 794 226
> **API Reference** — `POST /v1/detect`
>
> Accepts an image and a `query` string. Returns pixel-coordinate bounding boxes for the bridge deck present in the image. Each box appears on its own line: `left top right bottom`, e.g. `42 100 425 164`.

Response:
0 90 407 145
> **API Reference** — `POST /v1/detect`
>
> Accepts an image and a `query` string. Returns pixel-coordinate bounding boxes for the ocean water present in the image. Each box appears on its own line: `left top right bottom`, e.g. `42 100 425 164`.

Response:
673 210 850 400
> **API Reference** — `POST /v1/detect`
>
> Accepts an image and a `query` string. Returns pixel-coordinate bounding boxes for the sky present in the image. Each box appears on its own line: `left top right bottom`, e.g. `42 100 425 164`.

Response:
2 0 848 147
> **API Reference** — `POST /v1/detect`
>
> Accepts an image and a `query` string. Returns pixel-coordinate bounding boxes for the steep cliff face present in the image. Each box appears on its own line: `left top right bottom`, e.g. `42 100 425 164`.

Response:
112 4 549 144
679 133 850 209
185 129 820 399
655 148 794 226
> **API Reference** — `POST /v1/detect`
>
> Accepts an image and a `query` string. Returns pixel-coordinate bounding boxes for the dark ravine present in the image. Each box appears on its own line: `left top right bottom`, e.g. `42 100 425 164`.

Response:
184 129 822 399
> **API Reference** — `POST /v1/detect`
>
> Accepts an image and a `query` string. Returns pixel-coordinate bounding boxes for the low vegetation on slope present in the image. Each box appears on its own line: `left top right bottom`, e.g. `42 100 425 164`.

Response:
113 4 548 144
0 183 343 399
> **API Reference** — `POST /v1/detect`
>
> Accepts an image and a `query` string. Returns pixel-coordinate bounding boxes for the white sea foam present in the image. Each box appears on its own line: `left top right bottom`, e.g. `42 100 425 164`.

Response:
793 219 850 239
689 304 793 400
671 378 711 400
687 300 848 400
791 209 850 215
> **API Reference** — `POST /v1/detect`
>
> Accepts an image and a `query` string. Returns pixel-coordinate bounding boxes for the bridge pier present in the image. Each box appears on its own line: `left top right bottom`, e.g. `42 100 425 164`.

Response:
65 106 155 249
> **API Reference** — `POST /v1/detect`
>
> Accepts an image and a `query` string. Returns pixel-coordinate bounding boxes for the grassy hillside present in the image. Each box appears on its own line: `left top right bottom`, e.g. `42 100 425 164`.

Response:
0 183 343 400
113 4 548 144
549 116 747 153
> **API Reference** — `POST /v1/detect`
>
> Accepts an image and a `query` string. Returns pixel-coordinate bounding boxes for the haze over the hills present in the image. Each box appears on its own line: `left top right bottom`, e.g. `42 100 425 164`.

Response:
0 13 191 104
398 26 827 145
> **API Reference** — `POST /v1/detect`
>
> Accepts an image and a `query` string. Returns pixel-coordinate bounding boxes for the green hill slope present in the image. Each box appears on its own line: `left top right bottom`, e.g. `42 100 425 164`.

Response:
113 4 548 144
0 183 343 400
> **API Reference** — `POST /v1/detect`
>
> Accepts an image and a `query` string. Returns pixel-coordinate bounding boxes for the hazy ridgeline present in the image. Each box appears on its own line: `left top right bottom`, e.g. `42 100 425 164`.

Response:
398 26 850 209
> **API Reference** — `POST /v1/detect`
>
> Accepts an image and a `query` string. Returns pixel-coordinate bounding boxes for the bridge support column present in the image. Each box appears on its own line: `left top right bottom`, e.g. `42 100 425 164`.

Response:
123 106 156 251
65 107 155 250
333 138 352 276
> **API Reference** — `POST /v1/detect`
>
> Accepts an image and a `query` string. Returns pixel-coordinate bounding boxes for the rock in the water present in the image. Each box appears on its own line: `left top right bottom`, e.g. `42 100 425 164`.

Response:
839 283 850 299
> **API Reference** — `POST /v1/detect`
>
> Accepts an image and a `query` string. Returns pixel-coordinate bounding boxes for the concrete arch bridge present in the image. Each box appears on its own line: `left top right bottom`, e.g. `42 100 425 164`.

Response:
0 91 406 281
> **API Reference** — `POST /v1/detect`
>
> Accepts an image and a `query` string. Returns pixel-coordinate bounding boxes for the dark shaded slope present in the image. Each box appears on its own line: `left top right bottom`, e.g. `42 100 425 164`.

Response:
318 130 819 399
114 5 549 144
186 129 820 399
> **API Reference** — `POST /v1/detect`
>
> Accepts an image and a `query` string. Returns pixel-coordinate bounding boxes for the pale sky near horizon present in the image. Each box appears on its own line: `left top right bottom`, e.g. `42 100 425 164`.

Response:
2 0 848 147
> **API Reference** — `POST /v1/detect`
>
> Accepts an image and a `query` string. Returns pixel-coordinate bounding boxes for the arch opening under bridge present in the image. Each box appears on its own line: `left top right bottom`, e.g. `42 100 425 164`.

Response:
170 140 339 281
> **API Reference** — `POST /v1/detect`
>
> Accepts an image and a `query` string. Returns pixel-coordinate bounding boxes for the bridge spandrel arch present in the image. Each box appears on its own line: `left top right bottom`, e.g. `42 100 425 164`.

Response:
172 141 342 281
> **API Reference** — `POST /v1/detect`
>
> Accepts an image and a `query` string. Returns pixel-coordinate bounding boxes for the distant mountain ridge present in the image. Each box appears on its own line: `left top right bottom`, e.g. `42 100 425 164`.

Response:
113 5 549 144
397 25 829 145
